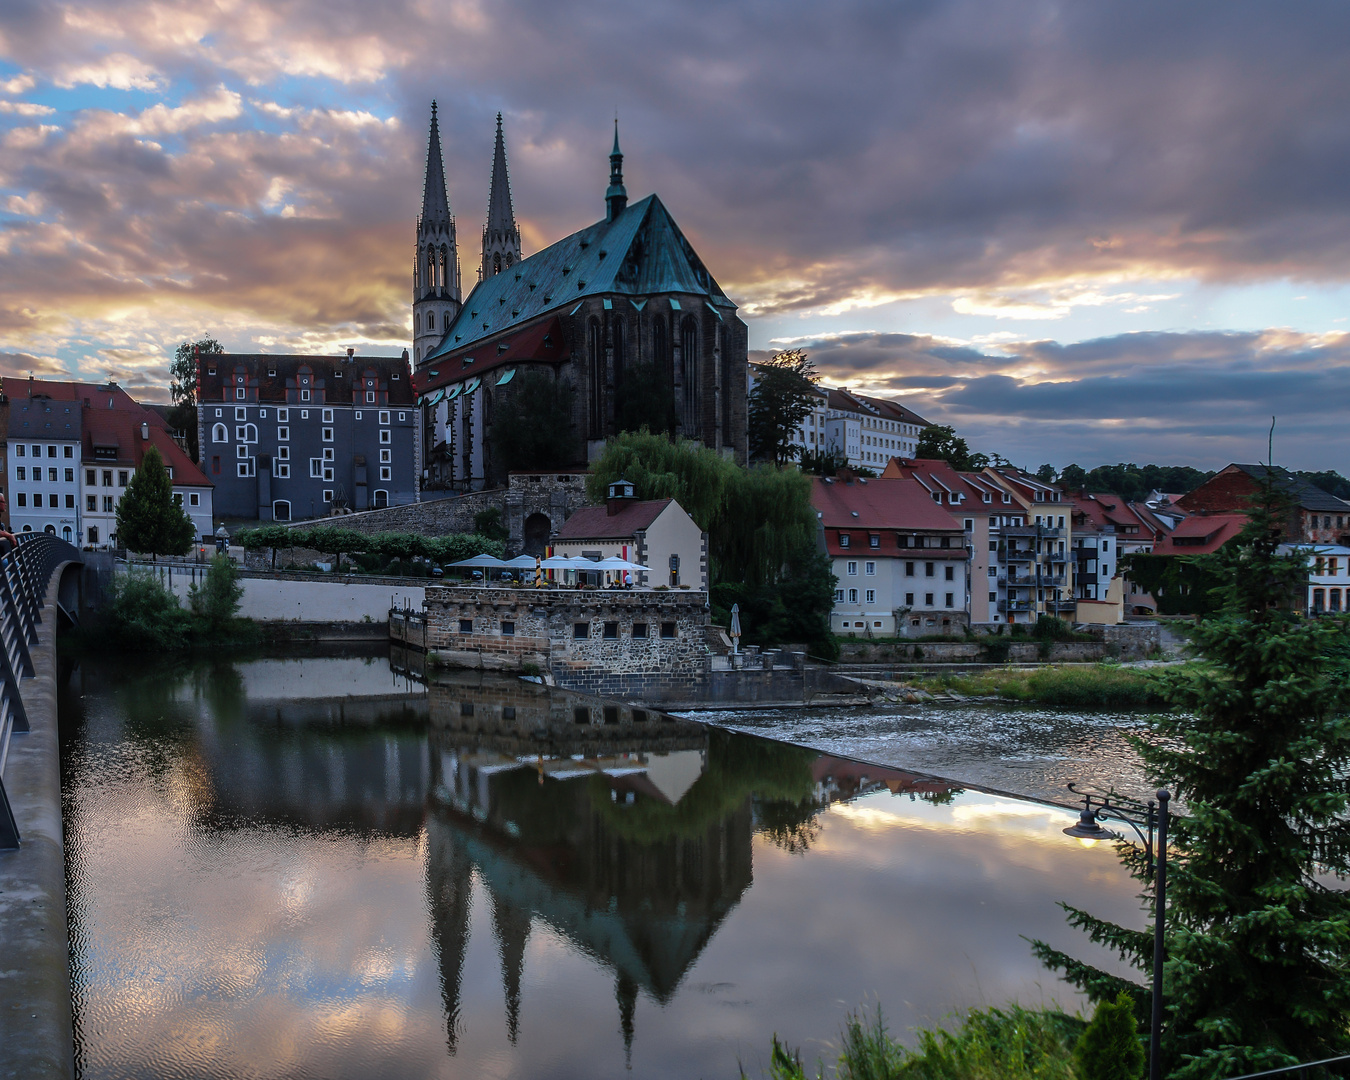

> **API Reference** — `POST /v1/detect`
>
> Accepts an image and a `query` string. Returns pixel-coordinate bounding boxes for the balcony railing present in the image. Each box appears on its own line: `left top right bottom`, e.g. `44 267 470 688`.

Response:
1002 525 1062 538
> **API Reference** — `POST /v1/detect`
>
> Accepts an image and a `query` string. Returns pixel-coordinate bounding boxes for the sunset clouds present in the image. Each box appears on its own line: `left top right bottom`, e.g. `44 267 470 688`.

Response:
1 0 1349 466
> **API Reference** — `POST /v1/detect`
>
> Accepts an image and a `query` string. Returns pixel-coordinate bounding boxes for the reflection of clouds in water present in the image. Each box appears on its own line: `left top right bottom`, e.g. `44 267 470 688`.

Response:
707 703 1151 804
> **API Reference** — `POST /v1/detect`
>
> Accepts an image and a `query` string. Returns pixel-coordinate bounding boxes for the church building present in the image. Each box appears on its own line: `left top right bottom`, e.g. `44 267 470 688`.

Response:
412 106 749 491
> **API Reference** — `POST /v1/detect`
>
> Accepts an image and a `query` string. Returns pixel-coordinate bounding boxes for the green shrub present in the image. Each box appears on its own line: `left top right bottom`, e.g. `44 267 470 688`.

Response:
1073 992 1144 1080
187 555 243 634
103 570 192 652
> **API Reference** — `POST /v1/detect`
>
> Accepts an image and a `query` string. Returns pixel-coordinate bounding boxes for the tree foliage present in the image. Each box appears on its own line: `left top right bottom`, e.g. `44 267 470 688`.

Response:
587 431 836 654
915 424 989 471
233 526 506 569
487 370 578 471
1119 552 1227 616
187 555 244 634
1073 992 1145 1080
1033 479 1350 1078
170 337 221 462
1052 463 1214 500
748 349 820 466
473 506 509 542
115 447 196 558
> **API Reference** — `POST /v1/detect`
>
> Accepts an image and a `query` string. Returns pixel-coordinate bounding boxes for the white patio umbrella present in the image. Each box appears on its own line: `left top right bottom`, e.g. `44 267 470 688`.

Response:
504 555 540 568
730 603 742 654
593 556 647 571
539 555 580 569
448 554 508 568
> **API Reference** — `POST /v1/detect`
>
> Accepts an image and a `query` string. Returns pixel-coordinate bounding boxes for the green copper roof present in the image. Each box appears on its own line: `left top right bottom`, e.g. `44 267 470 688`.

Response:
425 194 735 363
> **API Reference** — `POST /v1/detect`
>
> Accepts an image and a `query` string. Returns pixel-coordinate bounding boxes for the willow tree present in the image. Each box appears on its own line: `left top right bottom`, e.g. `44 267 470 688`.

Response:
1033 482 1350 1078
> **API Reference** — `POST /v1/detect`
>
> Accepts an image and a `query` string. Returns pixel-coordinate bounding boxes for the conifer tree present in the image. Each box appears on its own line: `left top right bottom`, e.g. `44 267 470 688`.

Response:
1075 992 1145 1080
115 446 196 559
1033 479 1350 1077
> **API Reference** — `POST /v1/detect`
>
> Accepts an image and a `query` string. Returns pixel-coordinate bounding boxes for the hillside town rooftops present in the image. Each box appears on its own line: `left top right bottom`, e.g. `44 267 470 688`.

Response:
197 353 415 407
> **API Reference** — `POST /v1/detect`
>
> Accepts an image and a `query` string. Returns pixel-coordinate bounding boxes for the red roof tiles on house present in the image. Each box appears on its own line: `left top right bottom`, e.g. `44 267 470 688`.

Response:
555 499 674 541
1153 512 1248 555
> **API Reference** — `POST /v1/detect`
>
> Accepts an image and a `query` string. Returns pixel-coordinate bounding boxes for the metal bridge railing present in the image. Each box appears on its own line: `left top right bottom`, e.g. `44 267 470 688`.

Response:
1225 1055 1350 1079
0 532 82 849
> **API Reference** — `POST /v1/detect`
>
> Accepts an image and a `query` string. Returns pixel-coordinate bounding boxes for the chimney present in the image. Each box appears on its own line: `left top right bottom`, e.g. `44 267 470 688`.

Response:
141 422 149 441
347 347 355 358
606 478 636 516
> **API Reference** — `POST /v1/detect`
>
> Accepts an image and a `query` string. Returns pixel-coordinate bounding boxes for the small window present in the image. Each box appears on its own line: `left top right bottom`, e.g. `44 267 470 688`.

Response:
214 408 222 418
322 408 334 423
848 588 858 603
905 592 914 605
300 410 308 419
189 492 200 506
103 470 113 486
274 464 290 478
865 561 876 575
63 468 73 482
925 562 935 577
354 411 361 421
379 449 391 463
460 702 473 717
322 489 333 502
47 446 55 458
945 565 954 581
323 468 334 482
236 387 245 400
379 430 391 444
15 467 24 481
846 561 858 576
278 408 289 421
865 589 875 603
322 448 334 462
322 427 334 442
603 621 618 639
502 706 516 720
277 446 289 460
989 592 997 602
603 706 620 725
501 621 515 636
277 426 289 441
64 445 72 459
13 445 22 458
574 707 590 725
869 535 879 548
85 495 95 511
15 494 24 507
300 389 310 402
660 622 677 639
632 622 648 639
574 622 589 639
459 619 473 633
905 561 915 577
839 534 850 548
945 593 954 607
366 391 376 404
379 410 390 424
380 467 392 481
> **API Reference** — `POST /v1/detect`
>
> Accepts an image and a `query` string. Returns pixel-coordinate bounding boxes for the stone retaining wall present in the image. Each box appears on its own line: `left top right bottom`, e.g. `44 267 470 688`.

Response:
423 585 710 676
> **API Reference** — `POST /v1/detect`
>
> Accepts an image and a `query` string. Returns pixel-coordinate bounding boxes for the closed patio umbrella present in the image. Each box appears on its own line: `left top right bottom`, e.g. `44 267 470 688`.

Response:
730 603 742 654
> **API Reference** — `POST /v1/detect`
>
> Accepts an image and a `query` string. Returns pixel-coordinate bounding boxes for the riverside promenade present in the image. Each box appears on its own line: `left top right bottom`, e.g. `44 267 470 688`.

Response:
0 535 83 1080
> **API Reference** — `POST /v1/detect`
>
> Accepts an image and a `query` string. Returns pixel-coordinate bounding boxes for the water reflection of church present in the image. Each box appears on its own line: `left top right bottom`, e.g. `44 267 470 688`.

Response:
179 659 961 1058
423 674 752 1055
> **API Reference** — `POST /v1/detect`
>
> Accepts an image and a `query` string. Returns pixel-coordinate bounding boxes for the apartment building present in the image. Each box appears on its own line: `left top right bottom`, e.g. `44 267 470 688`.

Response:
812 474 970 637
979 467 1075 623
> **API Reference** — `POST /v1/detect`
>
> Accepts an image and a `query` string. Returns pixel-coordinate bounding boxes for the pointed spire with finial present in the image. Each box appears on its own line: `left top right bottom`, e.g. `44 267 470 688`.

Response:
606 117 627 222
481 111 522 279
421 100 451 228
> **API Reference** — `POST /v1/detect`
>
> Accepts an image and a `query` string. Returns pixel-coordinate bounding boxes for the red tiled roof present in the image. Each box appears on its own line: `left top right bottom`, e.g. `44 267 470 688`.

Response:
197 354 415 407
83 406 212 488
1153 512 1248 555
555 499 673 540
413 315 567 396
882 458 999 508
813 476 961 531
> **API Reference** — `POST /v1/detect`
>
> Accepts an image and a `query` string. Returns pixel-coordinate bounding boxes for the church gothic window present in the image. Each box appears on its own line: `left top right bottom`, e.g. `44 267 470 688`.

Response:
587 317 603 438
681 316 699 430
427 312 435 330
612 317 626 387
653 317 667 375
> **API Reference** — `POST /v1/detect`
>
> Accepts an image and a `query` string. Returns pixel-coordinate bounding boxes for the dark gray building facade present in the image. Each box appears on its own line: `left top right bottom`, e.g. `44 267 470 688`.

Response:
197 352 417 521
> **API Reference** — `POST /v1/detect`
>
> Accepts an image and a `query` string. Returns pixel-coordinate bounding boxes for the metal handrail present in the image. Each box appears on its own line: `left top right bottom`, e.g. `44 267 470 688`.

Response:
0 532 83 848
1225 1055 1350 1079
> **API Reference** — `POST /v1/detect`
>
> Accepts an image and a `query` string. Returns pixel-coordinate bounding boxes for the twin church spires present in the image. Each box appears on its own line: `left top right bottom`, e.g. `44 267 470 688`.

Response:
413 104 522 364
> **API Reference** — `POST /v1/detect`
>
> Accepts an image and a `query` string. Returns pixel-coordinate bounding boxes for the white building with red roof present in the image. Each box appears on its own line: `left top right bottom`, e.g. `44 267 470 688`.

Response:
3 378 213 548
551 480 706 590
811 474 970 637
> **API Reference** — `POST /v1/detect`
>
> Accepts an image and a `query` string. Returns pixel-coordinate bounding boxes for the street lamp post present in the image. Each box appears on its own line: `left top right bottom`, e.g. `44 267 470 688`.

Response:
1062 784 1171 1080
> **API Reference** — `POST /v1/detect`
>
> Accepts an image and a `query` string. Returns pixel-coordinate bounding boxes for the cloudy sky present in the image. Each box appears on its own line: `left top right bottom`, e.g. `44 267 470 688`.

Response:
1 0 1348 470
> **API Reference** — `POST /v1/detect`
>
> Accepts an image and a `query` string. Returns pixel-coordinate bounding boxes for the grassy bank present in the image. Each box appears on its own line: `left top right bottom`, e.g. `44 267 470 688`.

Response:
916 663 1170 710
755 1004 1086 1079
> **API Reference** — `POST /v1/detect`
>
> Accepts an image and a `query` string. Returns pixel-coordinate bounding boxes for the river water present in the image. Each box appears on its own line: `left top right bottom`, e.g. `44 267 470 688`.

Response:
60 653 1147 1080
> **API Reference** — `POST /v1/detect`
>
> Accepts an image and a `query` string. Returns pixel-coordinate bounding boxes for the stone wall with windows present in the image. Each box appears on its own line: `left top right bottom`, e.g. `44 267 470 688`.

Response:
422 585 710 677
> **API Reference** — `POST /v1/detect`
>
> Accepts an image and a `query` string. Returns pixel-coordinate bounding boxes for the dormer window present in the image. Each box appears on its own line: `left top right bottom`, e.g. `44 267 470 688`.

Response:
840 534 850 548
869 535 879 548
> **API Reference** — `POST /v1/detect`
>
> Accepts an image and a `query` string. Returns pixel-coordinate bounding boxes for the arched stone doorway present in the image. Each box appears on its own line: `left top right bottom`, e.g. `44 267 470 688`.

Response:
523 512 551 557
